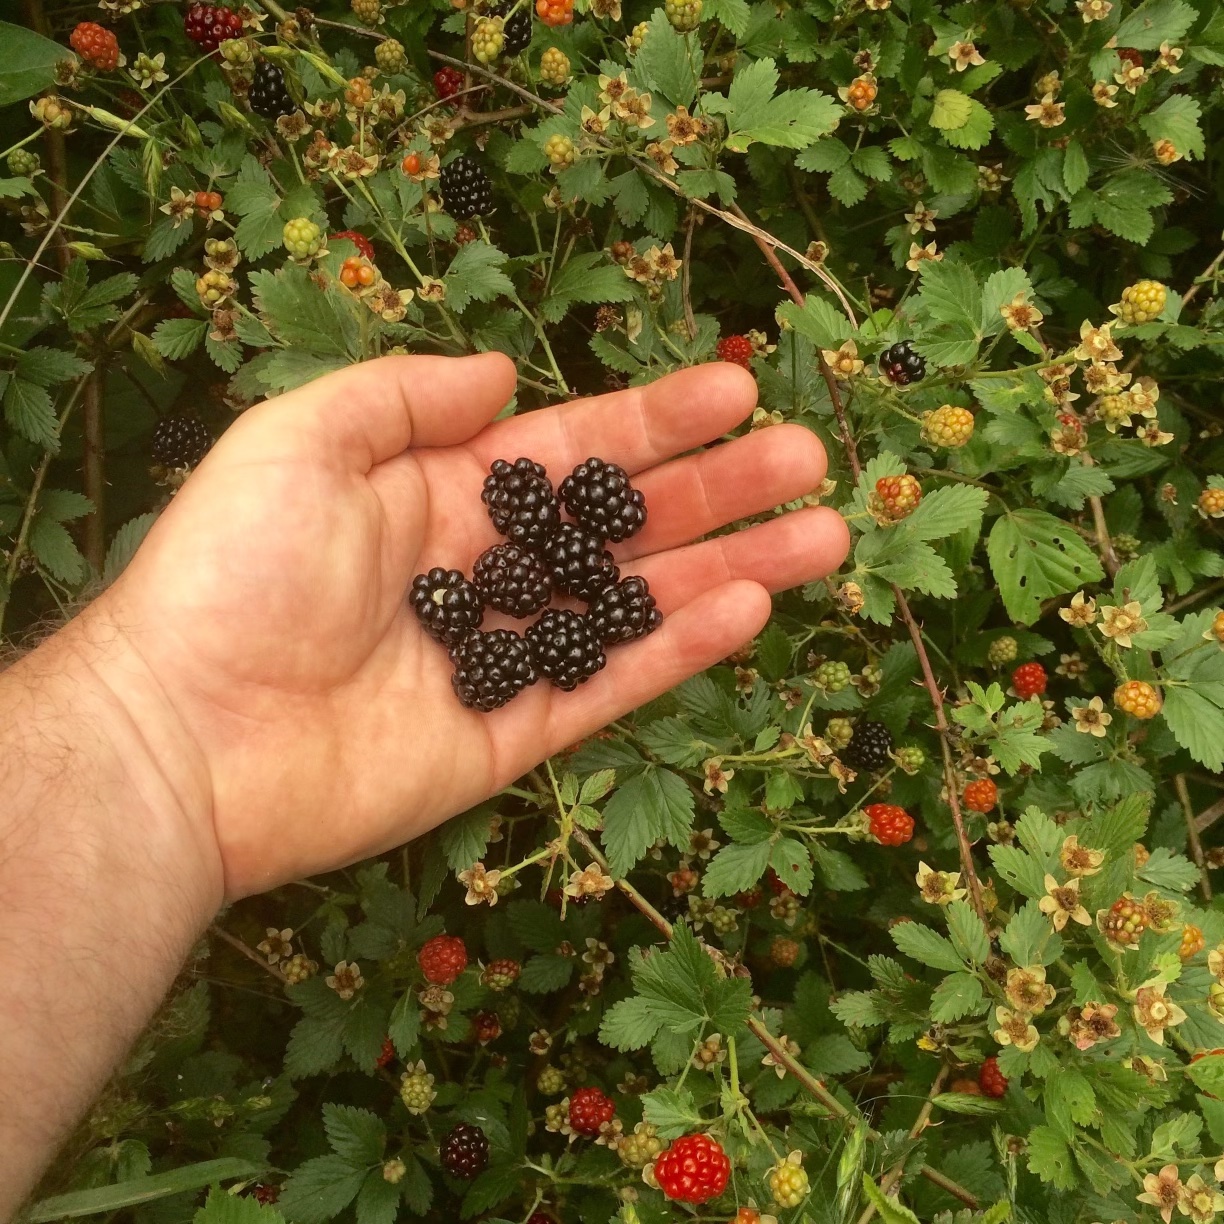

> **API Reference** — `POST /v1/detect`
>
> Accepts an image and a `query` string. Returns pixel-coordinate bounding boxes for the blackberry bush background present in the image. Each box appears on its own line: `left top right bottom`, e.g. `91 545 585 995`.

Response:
6 0 1224 1220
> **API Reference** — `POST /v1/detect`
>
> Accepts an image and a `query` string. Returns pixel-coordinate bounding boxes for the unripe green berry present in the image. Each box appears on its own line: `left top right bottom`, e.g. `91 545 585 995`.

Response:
813 660 851 692
826 717 853 749
709 905 738 935
987 635 1018 666
538 46 570 86
375 38 406 74
894 745 925 774
283 216 323 260
537 1065 566 1094
627 20 649 52
7 149 40 177
664 0 702 31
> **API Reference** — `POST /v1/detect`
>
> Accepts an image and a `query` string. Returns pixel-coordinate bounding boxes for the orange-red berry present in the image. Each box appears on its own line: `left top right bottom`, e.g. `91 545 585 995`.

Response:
979 1056 1008 1098
866 803 914 846
1114 680 1161 719
71 21 121 71
1012 661 1047 700
654 1134 730 1203
963 778 998 814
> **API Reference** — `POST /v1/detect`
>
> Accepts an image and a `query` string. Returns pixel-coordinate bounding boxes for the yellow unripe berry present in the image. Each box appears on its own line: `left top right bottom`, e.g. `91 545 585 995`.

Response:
922 404 975 448
539 46 571 86
1114 279 1167 325
1114 680 1161 719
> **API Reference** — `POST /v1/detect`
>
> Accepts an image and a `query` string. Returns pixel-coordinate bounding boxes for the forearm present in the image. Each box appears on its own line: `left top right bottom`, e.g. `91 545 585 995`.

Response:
0 611 222 1219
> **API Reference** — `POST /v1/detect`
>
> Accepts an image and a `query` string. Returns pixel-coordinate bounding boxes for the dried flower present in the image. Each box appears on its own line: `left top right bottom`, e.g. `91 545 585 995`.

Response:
130 50 168 88
1098 601 1148 648
566 863 615 900
1092 80 1119 107
1133 981 1188 1045
666 105 704 144
1024 93 1065 128
1077 0 1112 18
458 862 502 906
703 758 734 794
1156 42 1184 73
1059 835 1105 876
1074 320 1123 362
1060 591 1098 627
1005 964 1057 1013
1038 874 1091 930
948 40 985 71
1139 1164 1185 1224
1182 1175 1224 1224
993 1006 1039 1052
904 201 938 234
1058 1001 1121 1050
822 340 865 377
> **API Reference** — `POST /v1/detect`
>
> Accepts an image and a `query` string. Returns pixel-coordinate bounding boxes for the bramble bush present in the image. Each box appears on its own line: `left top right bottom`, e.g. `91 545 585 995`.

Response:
6 0 1224 1219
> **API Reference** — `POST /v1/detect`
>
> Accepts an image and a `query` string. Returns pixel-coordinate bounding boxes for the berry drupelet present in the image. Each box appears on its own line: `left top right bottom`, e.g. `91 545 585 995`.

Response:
559 457 647 543
410 568 484 645
450 628 538 711
543 523 619 600
879 339 926 386
473 543 552 617
151 414 212 469
841 720 894 772
526 609 606 691
586 576 661 644
184 3 244 53
249 61 293 118
439 1123 489 1179
440 154 494 219
482 457 560 548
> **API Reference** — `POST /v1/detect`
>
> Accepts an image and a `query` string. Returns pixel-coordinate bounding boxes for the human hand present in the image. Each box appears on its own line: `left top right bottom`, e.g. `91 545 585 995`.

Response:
86 354 849 900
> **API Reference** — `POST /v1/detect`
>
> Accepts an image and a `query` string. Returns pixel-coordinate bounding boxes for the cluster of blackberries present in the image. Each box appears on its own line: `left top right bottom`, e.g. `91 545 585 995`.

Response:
411 457 661 711
878 339 926 386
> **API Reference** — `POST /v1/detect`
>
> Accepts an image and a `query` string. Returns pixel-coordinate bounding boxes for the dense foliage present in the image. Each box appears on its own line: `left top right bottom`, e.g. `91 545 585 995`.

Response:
6 0 1224 1220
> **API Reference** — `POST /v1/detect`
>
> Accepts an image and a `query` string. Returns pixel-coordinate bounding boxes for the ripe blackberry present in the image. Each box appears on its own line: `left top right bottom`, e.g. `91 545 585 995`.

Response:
482 457 560 548
184 3 243 53
473 543 552 617
586 576 661 644
543 523 619 600
151 414 211 469
497 4 533 55
526 609 606 691
439 1123 489 1179
842 720 893 771
410 568 483 645
440 154 494 219
249 61 293 118
879 339 926 386
450 628 538 710
559 457 647 543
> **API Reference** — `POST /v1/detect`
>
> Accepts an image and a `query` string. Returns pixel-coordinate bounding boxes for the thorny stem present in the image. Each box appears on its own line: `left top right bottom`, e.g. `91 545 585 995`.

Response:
747 238 987 921
566 828 979 1209
1175 774 1213 902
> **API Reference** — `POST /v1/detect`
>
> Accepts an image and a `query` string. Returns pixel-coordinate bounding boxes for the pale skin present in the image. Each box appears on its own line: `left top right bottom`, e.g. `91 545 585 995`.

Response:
0 353 849 1216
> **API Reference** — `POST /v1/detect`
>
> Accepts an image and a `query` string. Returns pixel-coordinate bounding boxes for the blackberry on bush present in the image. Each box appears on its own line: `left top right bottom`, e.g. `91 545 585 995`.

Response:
497 4 533 55
409 568 483 645
544 523 619 600
473 543 552 617
249 61 293 118
527 610 606 691
482 457 560 547
440 155 494 219
184 4 243 53
842 720 893 771
151 415 211 470
450 628 538 710
879 339 926 385
586 576 661 644
439 1123 489 1178
559 457 647 542
434 66 465 99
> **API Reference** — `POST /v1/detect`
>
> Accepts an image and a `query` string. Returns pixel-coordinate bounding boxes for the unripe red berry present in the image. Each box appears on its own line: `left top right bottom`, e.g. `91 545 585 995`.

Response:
653 1133 730 1203
1011 661 1047 700
716 334 754 369
418 934 468 985
979 1056 1008 1098
568 1085 615 1136
963 778 998 814
865 803 914 846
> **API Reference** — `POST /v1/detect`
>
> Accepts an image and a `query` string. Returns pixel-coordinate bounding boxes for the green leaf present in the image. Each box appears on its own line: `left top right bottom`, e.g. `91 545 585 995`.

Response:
144 215 195 263
152 317 208 360
775 295 850 348
1140 95 1204 161
600 995 661 1050
1025 1125 1077 1190
641 1086 703 1138
999 900 1063 966
932 1092 1005 1115
914 259 981 330
860 1174 921 1224
250 265 361 360
0 21 70 106
1045 1069 1097 1139
904 485 988 543
519 954 575 993
23 1163 268 1223
930 89 973 130
5 377 58 449
602 765 694 876
388 990 421 1057
38 489 93 522
104 512 158 586
195 1188 286 1224
542 251 636 323
946 899 991 965
634 11 699 106
1189 1054 1224 1097
770 838 813 896
827 163 868 206
890 921 965 972
1161 687 1224 772
795 138 851 172
712 58 839 151
1136 846 1202 892
16 347 92 386
1114 0 1196 48
987 509 1105 625
29 515 86 584
851 146 891 181
444 241 514 313
703 839 773 897
438 806 493 872
929 972 985 1022
279 1155 368 1224
355 1173 400 1224
941 98 995 150
323 1104 385 1167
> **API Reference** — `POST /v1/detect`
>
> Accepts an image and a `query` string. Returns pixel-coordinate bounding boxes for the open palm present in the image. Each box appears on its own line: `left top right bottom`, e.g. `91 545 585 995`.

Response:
102 353 849 899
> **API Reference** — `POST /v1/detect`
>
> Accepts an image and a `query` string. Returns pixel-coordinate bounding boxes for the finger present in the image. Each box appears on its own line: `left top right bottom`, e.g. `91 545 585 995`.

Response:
489 580 773 781
615 424 828 561
469 363 757 478
630 506 851 604
238 353 517 472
